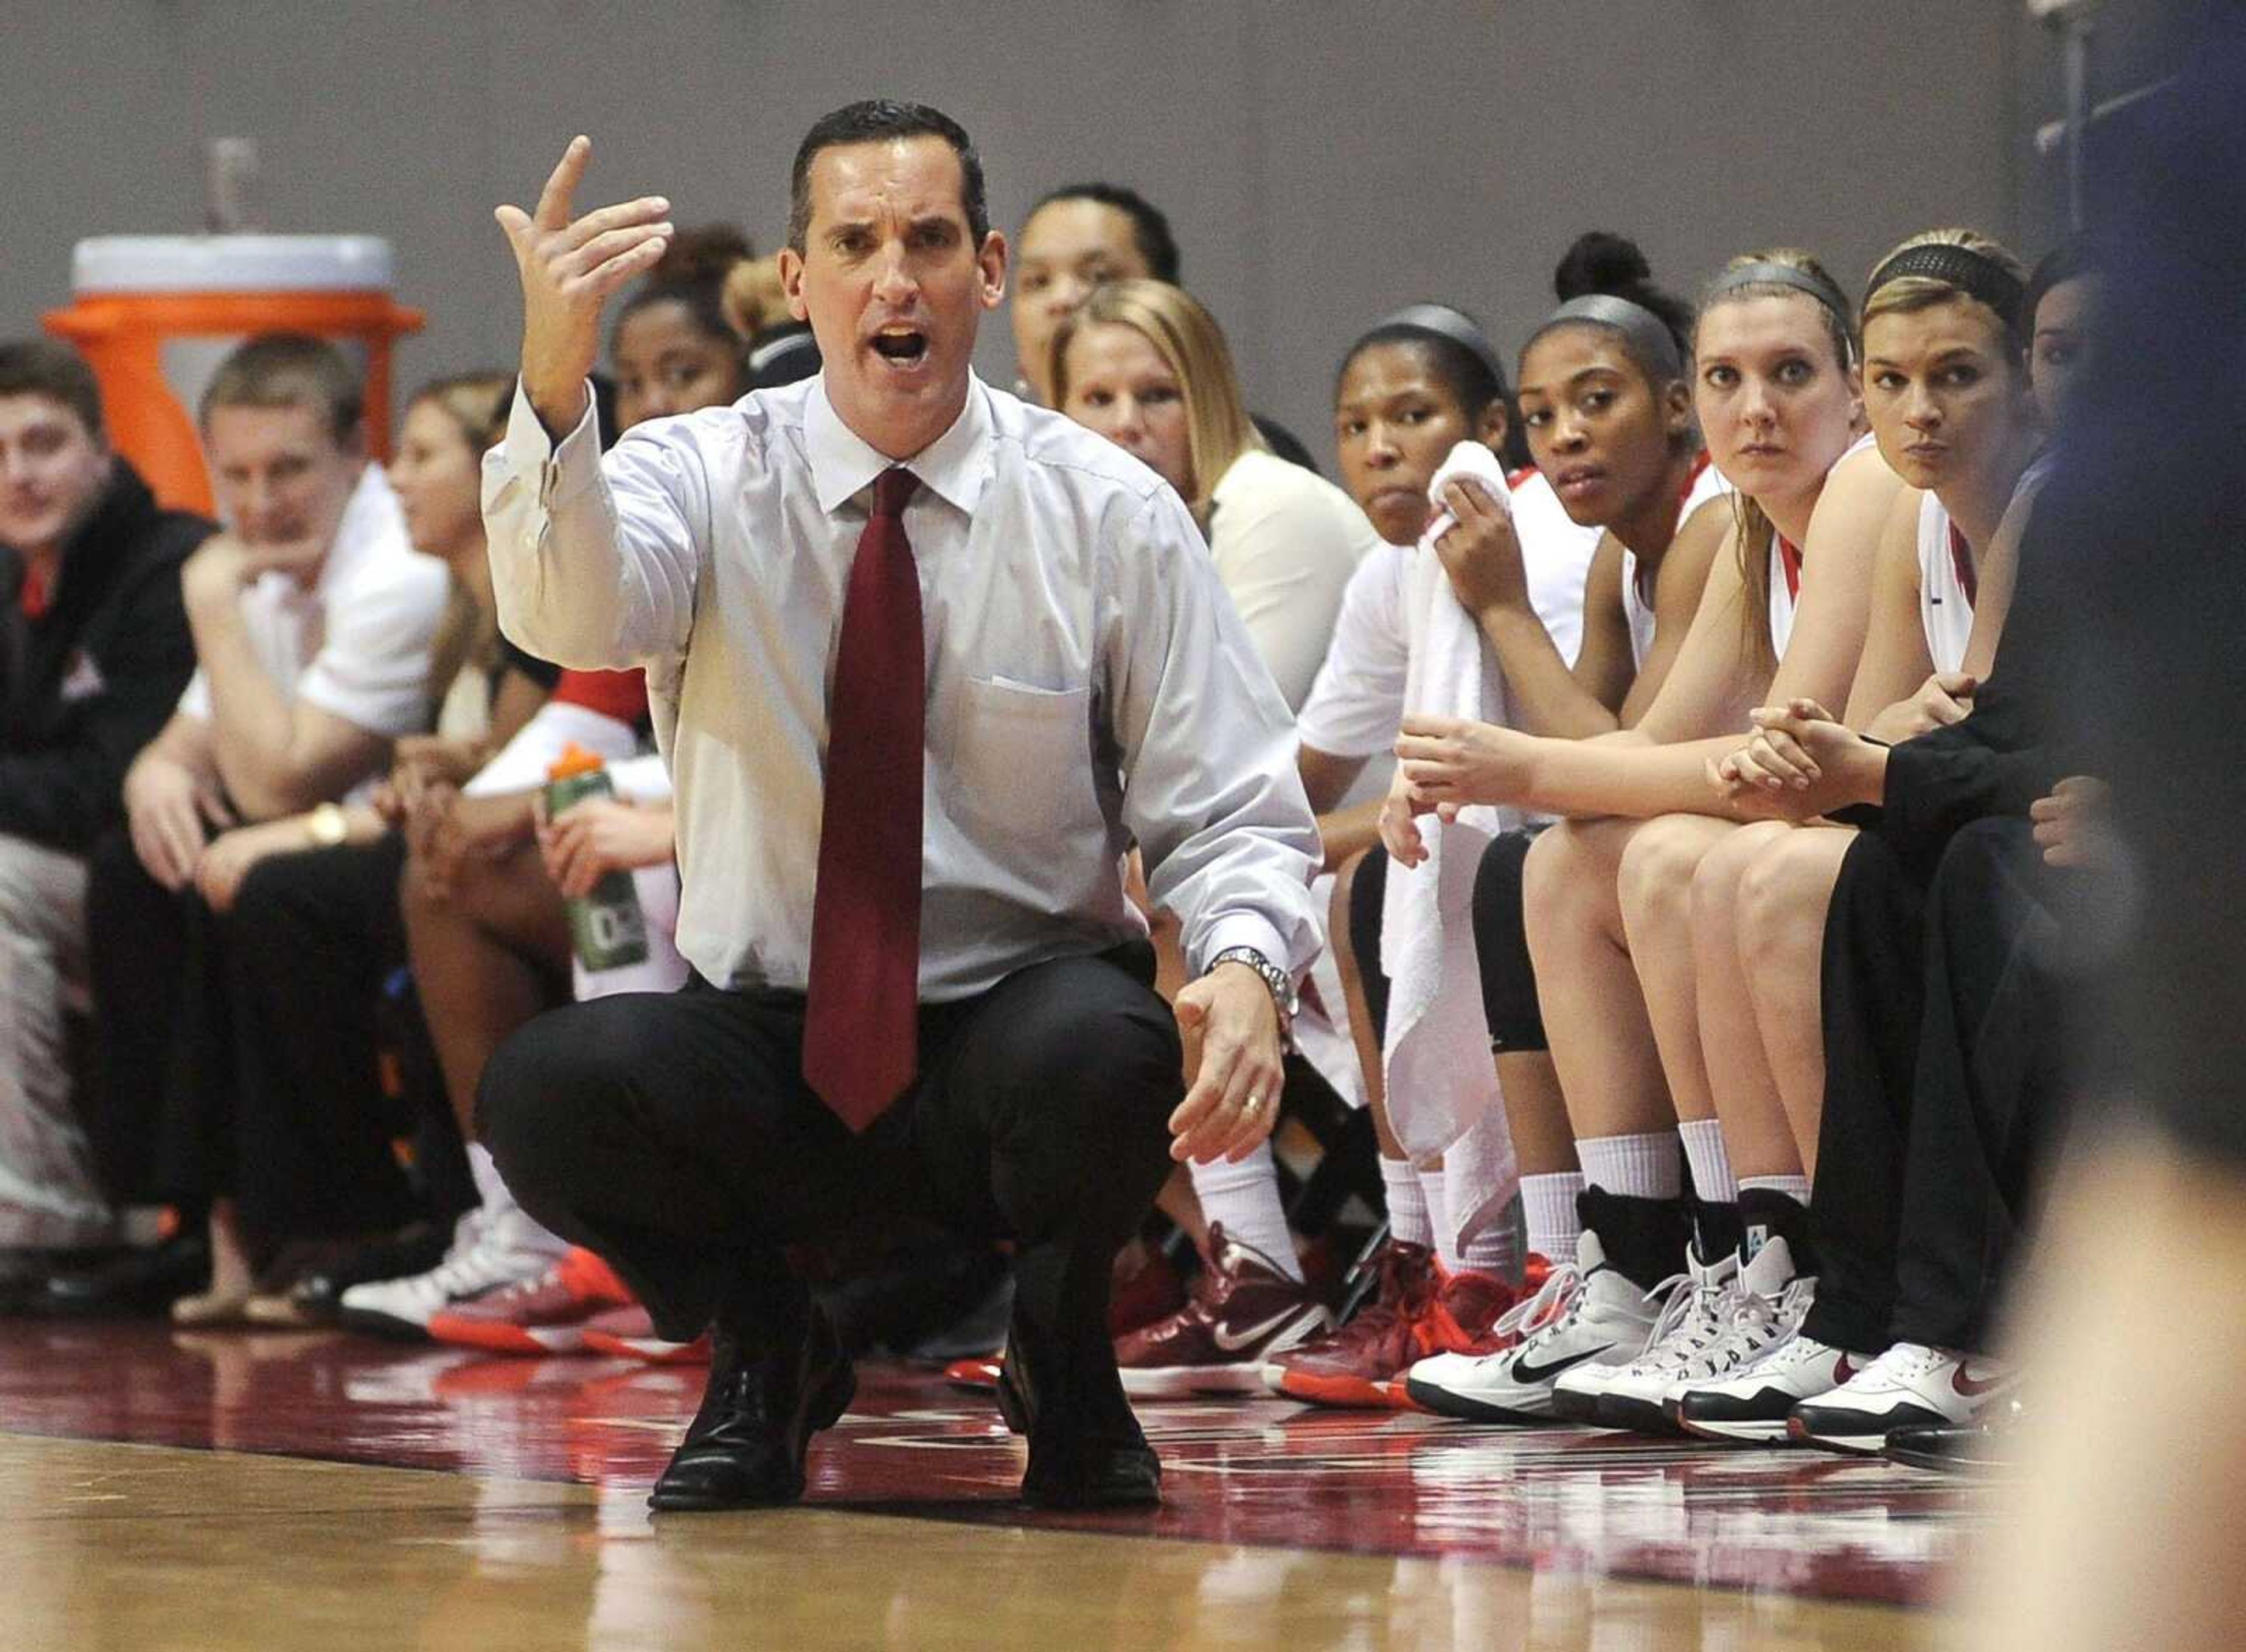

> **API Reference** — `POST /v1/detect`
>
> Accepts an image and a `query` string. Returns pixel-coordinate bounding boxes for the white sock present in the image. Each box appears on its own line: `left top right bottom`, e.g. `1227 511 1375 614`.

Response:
1380 1154 1433 1247
1577 1131 1681 1200
1421 1165 1458 1272
1520 1171 1585 1264
1677 1119 1738 1204
466 1143 568 1261
1189 1142 1303 1282
1737 1173 1812 1205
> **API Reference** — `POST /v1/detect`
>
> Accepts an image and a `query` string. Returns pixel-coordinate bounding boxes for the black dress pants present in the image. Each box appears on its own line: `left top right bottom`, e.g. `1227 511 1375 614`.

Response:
1805 819 2062 1356
84 827 213 1209
1889 819 2067 1351
476 944 1181 1364
224 834 432 1236
82 828 422 1237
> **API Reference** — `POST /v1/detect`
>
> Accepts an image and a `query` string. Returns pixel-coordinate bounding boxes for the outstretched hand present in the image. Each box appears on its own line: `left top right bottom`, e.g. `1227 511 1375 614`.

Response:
495 136 674 433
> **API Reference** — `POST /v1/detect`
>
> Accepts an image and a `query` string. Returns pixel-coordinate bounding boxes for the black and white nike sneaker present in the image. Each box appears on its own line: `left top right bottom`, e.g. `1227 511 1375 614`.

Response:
1404 1231 1658 1424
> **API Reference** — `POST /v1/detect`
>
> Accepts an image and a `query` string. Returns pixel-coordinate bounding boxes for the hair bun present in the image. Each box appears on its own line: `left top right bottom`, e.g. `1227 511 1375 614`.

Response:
1555 231 1655 302
652 223 755 285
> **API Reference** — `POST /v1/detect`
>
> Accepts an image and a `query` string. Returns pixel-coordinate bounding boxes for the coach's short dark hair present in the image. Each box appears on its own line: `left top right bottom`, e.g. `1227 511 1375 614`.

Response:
0 338 105 441
787 99 988 254
199 332 363 445
1029 182 1181 285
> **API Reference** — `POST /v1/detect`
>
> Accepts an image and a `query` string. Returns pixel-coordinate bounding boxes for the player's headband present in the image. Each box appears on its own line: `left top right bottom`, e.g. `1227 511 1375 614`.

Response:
1865 243 2025 329
1525 295 1685 382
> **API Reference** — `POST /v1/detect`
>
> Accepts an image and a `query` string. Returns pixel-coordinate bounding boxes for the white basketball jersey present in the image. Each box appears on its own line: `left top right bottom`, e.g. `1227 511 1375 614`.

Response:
1618 457 1732 668
1766 431 1880 661
1917 492 1977 673
1508 467 1606 667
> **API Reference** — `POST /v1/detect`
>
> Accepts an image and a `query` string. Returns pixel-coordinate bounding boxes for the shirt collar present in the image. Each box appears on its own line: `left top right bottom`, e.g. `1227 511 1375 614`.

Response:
804 371 992 519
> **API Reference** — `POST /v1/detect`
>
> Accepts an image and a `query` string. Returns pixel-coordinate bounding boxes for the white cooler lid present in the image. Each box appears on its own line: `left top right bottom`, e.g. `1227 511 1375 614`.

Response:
73 235 397 295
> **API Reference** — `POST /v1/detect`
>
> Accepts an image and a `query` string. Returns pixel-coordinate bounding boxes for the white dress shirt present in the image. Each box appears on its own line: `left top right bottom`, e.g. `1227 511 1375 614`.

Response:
483 372 1321 1001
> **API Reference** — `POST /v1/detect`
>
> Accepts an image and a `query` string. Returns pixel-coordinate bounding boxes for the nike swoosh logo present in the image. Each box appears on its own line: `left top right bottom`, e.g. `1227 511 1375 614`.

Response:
1508 1343 1613 1386
1212 1308 1315 1353
1951 1363 2011 1397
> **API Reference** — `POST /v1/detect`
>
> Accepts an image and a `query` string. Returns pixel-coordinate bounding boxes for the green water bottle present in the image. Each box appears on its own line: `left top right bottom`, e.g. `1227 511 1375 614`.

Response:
543 743 649 970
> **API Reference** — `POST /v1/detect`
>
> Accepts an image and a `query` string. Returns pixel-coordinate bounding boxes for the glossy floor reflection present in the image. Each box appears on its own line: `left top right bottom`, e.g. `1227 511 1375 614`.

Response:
0 1322 1977 1648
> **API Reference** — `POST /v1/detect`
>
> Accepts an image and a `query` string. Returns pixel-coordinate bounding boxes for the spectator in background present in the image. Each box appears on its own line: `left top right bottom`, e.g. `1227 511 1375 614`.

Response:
1011 181 1320 472
173 371 562 1326
1052 279 1370 709
40 333 450 1320
0 340 208 1294
609 225 757 429
725 254 823 389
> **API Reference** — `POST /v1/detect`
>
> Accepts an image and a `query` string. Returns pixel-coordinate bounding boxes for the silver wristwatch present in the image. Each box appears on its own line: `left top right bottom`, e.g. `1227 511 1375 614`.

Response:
1205 946 1298 1039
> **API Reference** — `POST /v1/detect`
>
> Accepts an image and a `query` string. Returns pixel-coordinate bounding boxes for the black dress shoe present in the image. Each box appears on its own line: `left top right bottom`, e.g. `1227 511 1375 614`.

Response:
0 1246 123 1305
648 1301 856 1512
24 1232 211 1318
997 1319 1161 1510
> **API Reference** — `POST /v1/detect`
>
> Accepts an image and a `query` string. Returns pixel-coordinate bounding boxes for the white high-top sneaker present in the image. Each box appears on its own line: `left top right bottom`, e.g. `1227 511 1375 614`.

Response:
1789 1341 2021 1453
1579 1243 1742 1433
1672 1286 1870 1446
1657 1235 1818 1436
1403 1230 1661 1425
337 1206 551 1340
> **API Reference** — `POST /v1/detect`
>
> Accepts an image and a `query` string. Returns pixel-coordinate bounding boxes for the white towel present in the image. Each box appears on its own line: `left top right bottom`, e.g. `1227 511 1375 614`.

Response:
1380 440 1520 1228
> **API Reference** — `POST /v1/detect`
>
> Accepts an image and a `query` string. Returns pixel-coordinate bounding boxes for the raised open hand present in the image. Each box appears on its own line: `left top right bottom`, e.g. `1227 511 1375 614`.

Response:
494 136 673 433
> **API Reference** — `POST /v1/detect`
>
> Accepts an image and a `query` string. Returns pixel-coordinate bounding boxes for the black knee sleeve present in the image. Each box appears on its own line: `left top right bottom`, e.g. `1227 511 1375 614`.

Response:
1346 843 1391 1044
1472 829 1547 1052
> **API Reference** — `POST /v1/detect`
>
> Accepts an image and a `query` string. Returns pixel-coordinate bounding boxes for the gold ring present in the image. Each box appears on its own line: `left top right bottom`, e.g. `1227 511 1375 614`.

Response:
1244 1092 1266 1112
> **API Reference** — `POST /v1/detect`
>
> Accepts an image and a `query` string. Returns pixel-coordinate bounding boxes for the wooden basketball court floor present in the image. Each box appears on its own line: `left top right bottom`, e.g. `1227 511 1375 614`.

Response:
0 1320 1980 1649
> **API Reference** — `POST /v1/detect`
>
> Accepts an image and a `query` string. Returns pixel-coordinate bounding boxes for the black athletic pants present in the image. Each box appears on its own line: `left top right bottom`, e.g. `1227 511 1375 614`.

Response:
82 828 423 1236
1804 819 2066 1355
476 944 1181 1368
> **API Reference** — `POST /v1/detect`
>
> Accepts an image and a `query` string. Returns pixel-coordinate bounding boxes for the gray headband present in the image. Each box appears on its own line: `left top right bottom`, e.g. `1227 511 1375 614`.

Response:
1704 261 1853 331
1525 294 1684 382
1375 303 1507 392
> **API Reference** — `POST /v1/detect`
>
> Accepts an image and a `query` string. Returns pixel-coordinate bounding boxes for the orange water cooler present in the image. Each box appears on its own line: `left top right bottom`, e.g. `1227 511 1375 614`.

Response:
42 236 424 517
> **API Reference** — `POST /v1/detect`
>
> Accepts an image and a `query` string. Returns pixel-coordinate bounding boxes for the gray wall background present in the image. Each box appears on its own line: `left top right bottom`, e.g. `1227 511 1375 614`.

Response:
5 1 2178 467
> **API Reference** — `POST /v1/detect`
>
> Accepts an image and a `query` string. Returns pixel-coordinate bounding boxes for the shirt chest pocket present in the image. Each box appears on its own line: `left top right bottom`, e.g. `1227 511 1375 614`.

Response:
946 675 1099 844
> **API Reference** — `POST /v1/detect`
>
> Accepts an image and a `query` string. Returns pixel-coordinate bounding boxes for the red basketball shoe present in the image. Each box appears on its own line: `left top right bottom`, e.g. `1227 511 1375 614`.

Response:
425 1246 635 1356
1112 1225 1333 1399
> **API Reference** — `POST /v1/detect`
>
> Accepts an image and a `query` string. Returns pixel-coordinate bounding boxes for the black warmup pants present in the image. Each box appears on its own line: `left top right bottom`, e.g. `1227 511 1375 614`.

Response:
475 945 1181 1356
81 828 422 1236
1804 819 2067 1356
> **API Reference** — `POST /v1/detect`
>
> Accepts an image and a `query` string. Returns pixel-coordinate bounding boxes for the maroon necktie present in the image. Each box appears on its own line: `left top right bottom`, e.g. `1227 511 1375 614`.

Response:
802 468 925 1130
